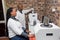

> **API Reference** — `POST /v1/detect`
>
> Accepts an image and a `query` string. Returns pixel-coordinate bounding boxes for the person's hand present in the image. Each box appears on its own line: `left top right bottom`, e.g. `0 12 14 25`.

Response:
28 34 35 38
31 8 34 11
26 30 31 33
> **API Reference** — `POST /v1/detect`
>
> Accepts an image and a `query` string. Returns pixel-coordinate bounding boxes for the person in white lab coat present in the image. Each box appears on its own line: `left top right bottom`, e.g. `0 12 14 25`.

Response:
6 7 34 40
15 4 34 29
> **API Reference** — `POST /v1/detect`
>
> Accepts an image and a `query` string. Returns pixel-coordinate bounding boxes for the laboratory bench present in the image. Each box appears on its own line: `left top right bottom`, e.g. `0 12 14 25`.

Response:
29 22 60 40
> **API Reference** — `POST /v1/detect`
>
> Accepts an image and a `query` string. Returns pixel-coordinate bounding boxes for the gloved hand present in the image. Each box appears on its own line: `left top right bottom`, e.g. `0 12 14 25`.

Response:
26 30 31 33
31 8 34 11
28 34 35 38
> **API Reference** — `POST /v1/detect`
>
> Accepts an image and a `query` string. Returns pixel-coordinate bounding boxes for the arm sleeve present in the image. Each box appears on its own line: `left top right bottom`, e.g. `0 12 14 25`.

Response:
22 8 34 14
21 32 28 38
9 21 23 35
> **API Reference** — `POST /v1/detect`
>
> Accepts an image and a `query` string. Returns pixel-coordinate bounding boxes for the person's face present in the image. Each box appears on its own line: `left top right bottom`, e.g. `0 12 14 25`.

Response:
18 4 23 11
11 8 17 16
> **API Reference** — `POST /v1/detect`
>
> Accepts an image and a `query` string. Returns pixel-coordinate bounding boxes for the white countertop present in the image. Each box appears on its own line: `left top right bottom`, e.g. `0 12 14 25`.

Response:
34 23 60 34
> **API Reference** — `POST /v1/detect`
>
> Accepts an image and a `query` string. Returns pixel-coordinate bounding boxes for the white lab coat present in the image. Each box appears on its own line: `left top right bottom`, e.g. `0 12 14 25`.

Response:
7 18 23 38
15 8 34 28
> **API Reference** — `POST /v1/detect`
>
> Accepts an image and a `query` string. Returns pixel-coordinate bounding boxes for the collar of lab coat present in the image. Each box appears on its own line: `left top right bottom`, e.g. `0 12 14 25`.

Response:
11 16 19 21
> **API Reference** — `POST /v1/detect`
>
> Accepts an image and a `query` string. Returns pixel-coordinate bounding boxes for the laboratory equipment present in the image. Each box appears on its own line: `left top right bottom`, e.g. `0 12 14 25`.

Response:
41 16 52 28
34 23 60 40
28 9 40 34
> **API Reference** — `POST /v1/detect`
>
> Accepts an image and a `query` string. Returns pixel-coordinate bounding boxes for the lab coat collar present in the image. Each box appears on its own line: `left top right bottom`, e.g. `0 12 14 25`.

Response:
18 10 23 14
11 16 19 21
